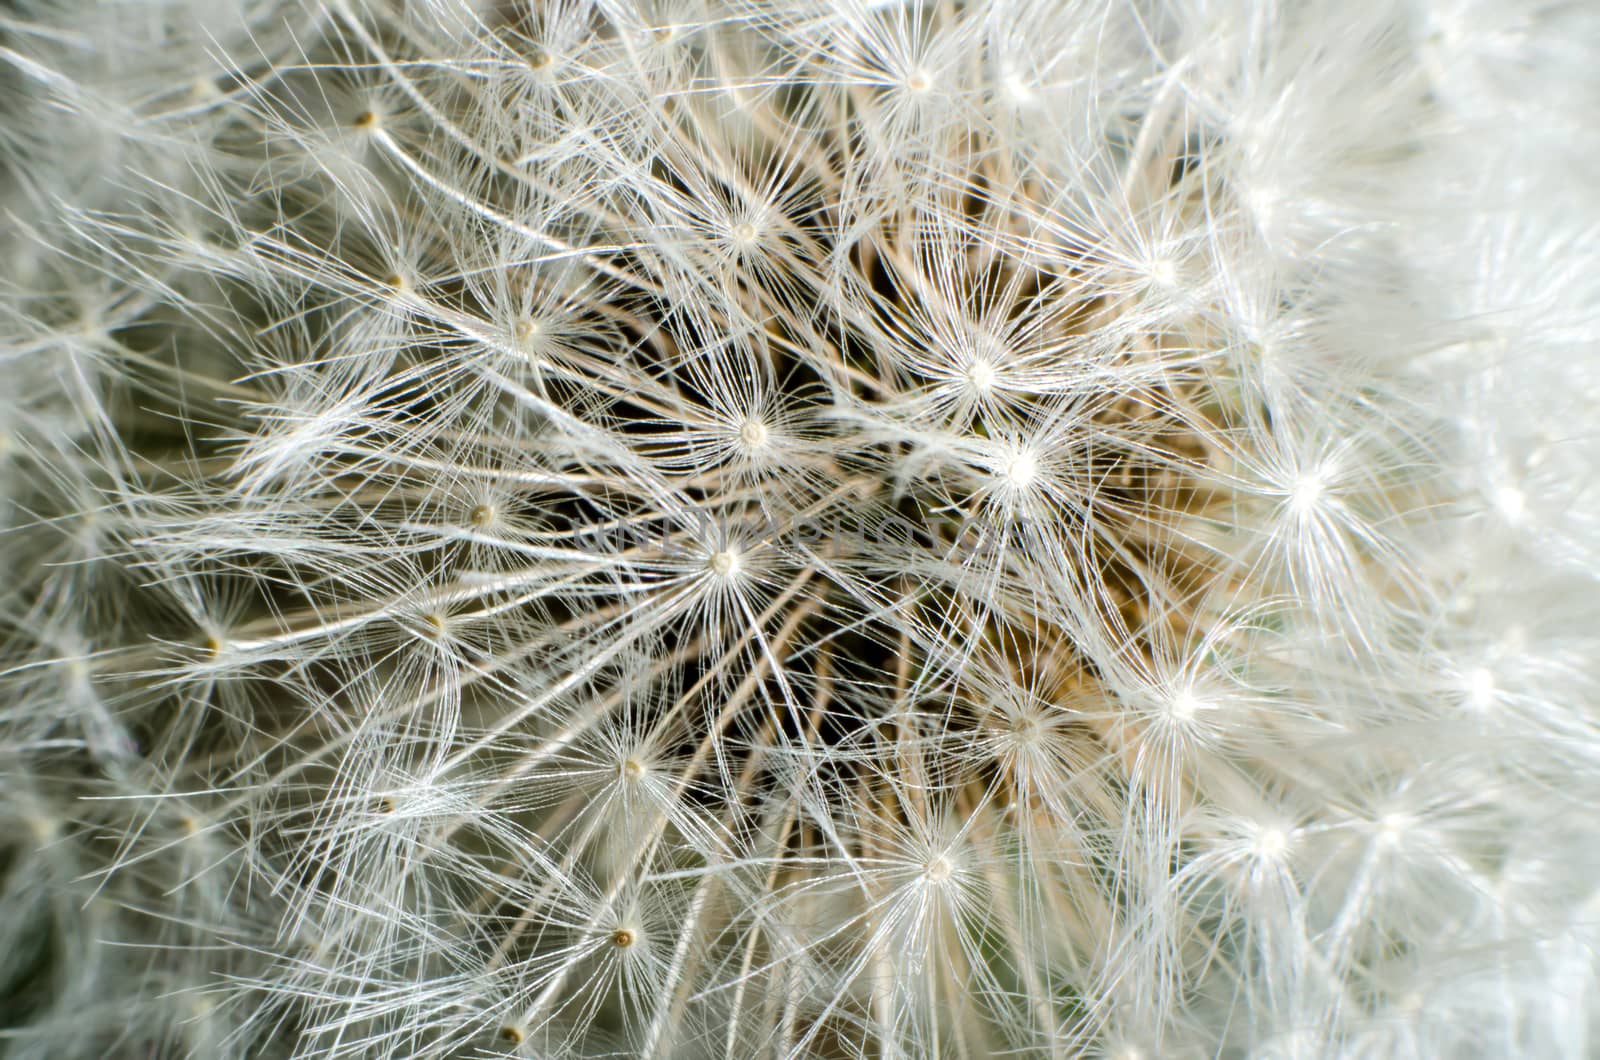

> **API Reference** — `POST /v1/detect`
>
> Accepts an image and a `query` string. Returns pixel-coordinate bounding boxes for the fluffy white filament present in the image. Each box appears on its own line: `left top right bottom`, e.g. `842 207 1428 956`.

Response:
0 1 1597 1058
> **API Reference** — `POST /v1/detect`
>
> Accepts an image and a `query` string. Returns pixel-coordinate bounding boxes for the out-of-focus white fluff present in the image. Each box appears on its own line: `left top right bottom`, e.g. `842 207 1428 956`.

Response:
1 1 1596 1057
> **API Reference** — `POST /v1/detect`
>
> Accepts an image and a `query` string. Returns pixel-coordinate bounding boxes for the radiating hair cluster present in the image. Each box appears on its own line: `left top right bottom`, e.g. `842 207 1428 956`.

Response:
2 1 1597 1057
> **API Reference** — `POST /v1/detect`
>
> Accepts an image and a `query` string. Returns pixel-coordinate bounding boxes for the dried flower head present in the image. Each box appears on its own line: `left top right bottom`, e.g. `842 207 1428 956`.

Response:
2 1 1597 1058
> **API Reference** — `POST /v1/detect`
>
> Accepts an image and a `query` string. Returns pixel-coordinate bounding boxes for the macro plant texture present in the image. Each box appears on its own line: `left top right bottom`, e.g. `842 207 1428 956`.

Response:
2 0 1598 1057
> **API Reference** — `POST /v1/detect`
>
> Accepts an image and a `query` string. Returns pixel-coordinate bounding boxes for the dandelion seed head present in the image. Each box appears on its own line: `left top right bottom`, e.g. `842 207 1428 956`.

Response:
737 416 769 450
2 1 1592 1057
997 68 1036 106
1001 446 1039 491
1290 471 1325 513
1253 825 1291 862
964 357 997 397
1168 689 1203 725
1148 256 1179 290
707 547 741 579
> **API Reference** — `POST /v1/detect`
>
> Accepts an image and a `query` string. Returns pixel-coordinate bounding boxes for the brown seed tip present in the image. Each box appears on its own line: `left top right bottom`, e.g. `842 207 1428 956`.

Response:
611 927 636 948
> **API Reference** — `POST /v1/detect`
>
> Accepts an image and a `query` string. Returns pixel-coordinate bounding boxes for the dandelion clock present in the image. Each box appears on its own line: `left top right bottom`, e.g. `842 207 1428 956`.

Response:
1 1 1597 1057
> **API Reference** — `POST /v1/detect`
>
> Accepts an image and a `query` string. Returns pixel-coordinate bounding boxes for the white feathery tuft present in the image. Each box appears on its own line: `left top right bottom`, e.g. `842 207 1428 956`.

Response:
1 0 1597 1057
